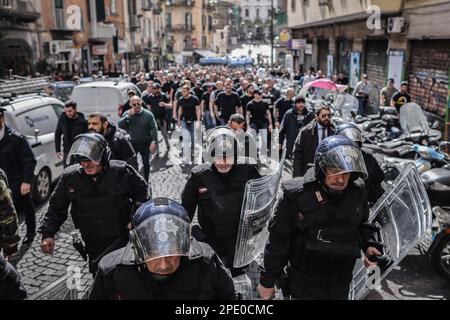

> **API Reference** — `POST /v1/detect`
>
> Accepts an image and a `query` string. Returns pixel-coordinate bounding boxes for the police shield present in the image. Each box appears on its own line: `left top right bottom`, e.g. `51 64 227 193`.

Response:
27 273 80 300
233 274 253 300
349 163 432 300
233 155 285 268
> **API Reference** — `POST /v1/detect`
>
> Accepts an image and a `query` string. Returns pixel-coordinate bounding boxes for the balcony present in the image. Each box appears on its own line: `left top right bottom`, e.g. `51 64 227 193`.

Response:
165 0 195 7
90 22 116 40
0 0 40 22
168 24 195 32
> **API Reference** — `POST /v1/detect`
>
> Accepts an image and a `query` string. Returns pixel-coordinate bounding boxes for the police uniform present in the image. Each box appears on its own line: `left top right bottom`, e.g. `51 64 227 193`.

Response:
39 160 149 271
182 163 261 274
0 125 37 239
260 168 375 300
89 240 235 300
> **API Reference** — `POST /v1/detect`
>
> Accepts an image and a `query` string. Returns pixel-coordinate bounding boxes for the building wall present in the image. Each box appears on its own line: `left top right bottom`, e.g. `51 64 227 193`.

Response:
288 0 402 29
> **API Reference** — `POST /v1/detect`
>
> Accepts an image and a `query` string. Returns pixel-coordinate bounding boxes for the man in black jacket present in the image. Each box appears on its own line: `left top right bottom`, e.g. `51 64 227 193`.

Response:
39 134 149 274
182 128 261 276
0 255 27 300
279 96 315 160
89 198 235 300
292 106 335 177
0 107 37 244
55 100 88 168
87 112 138 170
258 136 381 300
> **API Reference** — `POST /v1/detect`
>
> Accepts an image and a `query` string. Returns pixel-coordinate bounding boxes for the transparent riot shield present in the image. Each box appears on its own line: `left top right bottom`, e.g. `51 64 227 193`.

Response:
349 163 432 300
233 154 285 268
27 273 80 300
233 274 253 300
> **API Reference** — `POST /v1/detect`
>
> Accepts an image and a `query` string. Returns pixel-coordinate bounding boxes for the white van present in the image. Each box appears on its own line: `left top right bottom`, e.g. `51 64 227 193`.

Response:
1 94 65 203
70 81 141 124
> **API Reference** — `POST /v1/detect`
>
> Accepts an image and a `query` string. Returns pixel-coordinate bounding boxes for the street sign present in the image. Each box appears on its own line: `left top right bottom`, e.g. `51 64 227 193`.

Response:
290 39 307 50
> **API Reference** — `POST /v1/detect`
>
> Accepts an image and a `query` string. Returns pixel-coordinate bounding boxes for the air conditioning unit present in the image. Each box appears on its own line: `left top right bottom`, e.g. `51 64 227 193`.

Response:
387 17 405 33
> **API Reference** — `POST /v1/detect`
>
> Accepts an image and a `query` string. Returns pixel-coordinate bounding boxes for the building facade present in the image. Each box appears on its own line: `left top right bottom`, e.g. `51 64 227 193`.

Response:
240 0 274 42
0 0 41 76
287 0 449 119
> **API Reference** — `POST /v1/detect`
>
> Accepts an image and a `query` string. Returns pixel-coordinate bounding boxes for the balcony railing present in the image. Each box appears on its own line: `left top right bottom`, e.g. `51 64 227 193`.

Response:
165 0 195 7
169 24 195 32
91 22 116 39
0 0 40 22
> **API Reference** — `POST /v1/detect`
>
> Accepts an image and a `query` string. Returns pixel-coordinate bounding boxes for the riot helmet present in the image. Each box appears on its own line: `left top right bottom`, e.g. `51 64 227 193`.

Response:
66 133 111 167
205 126 240 169
315 136 368 182
336 123 364 146
130 198 191 265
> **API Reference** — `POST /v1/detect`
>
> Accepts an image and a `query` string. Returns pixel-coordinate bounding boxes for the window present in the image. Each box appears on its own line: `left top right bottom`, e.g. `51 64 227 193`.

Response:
54 0 65 29
166 12 172 29
202 36 207 48
185 13 192 28
256 9 259 18
245 8 249 17
208 15 213 31
185 36 192 49
268 9 271 18
202 15 206 31
111 0 117 14
291 0 296 12
52 105 64 118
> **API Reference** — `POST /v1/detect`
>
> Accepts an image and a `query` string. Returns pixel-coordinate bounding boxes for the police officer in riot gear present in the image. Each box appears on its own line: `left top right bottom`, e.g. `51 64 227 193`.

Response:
258 136 382 300
181 127 261 276
335 123 385 206
89 198 235 300
39 133 149 274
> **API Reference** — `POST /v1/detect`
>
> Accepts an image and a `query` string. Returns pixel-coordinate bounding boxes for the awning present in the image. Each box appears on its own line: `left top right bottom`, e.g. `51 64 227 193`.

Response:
193 50 219 58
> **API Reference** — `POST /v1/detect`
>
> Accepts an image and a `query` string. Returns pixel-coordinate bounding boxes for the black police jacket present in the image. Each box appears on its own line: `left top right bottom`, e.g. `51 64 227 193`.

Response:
104 123 138 170
54 112 88 153
38 160 149 259
260 168 375 292
89 240 236 300
362 149 385 206
0 126 37 198
181 164 261 259
0 255 27 300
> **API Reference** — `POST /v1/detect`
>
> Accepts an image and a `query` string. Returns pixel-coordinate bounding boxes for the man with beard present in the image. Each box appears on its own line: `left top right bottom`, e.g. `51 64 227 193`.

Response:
181 128 261 276
293 106 335 177
87 112 138 170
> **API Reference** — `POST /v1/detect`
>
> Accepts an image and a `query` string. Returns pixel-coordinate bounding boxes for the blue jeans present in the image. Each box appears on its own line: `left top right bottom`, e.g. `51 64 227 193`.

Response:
203 110 215 130
357 96 368 116
181 120 195 159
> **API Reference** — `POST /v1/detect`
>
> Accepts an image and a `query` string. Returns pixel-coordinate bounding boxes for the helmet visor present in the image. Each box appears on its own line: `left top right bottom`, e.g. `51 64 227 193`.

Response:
131 215 191 263
339 127 363 144
66 136 104 166
319 145 368 179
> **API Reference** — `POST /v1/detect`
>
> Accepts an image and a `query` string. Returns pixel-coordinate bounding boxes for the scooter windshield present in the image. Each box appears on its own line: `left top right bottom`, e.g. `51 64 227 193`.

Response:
400 103 430 134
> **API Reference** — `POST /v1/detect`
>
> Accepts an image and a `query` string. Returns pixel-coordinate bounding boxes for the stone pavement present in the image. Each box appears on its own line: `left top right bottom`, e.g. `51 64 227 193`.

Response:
10 148 450 300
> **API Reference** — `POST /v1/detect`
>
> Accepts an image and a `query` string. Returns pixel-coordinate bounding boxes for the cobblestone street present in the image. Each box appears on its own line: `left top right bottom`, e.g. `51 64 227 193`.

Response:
9 149 450 300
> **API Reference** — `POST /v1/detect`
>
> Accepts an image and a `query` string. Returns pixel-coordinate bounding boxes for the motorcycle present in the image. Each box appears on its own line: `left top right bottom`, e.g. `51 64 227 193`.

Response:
421 167 450 280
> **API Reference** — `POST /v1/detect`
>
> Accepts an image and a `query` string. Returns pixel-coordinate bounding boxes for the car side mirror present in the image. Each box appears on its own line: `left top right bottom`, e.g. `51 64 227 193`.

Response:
34 129 40 142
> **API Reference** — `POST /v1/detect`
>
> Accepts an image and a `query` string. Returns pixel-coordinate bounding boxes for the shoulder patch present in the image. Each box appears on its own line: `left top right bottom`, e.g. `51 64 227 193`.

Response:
109 159 128 169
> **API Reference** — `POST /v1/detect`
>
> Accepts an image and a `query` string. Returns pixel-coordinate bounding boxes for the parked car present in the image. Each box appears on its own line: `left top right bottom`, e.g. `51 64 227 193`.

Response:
70 81 141 124
50 81 76 102
0 94 65 203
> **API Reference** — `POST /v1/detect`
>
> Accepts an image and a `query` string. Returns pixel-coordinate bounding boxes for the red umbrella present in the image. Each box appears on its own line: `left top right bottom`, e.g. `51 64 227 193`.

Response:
300 78 347 95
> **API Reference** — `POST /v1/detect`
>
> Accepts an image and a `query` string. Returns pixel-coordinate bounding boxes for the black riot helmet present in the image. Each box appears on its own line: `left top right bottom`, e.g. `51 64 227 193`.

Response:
66 133 111 167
